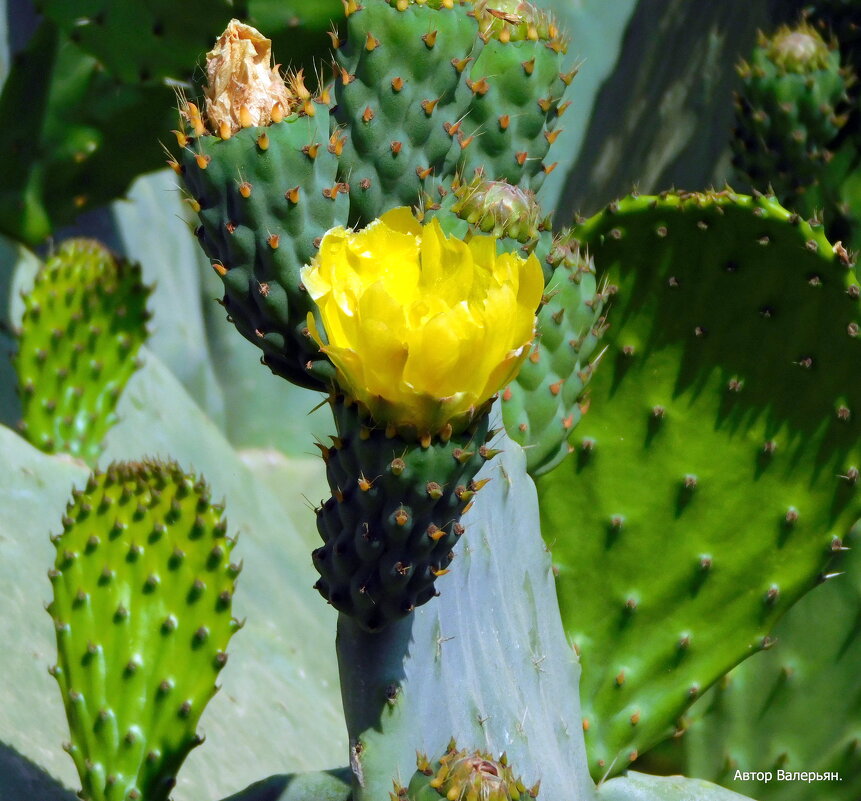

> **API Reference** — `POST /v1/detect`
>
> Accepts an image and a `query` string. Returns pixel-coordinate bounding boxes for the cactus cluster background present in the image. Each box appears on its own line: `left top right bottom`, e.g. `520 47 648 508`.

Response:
0 1 859 801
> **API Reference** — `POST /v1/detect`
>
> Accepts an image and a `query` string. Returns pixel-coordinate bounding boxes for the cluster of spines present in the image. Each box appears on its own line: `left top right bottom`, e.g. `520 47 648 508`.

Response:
48 460 241 801
393 739 539 800
13 239 151 465
312 396 497 632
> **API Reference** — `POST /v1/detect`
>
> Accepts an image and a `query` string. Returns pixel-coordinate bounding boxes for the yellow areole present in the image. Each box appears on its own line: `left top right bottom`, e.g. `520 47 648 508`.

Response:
301 207 543 435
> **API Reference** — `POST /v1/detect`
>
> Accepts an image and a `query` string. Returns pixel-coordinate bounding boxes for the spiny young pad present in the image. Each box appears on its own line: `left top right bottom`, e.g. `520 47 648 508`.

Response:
537 191 860 777
502 233 605 476
177 23 346 390
732 24 851 216
48 460 241 801
332 0 478 225
398 740 539 800
313 396 494 632
14 239 151 466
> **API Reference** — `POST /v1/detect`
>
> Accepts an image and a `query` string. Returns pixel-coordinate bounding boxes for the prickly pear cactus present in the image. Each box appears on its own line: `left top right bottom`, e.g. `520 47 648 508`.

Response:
332 0 575 225
312 396 492 631
13 239 151 465
537 191 860 777
400 741 539 800
503 231 605 476
732 24 851 216
47 460 242 801
335 433 596 801
177 21 347 390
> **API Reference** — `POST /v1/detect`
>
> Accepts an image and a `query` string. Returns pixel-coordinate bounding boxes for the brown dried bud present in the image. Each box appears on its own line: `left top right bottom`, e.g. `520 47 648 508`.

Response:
204 20 294 135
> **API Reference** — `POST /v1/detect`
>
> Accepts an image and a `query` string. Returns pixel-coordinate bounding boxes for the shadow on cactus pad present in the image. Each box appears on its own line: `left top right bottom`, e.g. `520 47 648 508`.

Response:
538 190 860 778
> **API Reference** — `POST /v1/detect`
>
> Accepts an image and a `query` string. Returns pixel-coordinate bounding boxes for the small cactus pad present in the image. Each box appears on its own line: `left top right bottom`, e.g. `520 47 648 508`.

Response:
178 26 346 390
48 460 241 801
313 396 493 632
536 191 860 777
732 24 851 216
14 239 151 465
502 232 605 476
399 741 539 800
38 0 248 84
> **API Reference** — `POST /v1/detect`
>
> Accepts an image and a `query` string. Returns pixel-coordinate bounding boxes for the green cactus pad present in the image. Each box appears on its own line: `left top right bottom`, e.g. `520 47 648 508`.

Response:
14 239 151 466
456 6 571 192
179 108 347 390
732 24 851 216
0 22 177 245
502 232 605 476
401 741 539 800
38 0 247 84
332 0 478 225
536 191 861 777
47 460 241 801
679 531 861 801
313 396 493 631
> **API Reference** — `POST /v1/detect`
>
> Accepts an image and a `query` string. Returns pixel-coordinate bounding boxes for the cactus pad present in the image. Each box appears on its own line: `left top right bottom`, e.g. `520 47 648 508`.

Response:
680 532 861 801
313 396 492 632
537 191 860 777
47 460 241 801
332 0 478 224
179 106 347 390
399 741 540 800
14 239 151 465
732 24 851 216
503 232 605 476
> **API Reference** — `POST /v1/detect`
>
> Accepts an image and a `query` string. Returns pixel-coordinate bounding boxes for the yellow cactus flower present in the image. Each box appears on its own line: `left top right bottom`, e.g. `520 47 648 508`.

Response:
301 208 543 436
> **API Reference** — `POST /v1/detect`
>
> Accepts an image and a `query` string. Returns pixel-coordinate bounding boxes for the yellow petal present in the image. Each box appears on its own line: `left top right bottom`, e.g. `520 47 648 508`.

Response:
380 206 424 237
